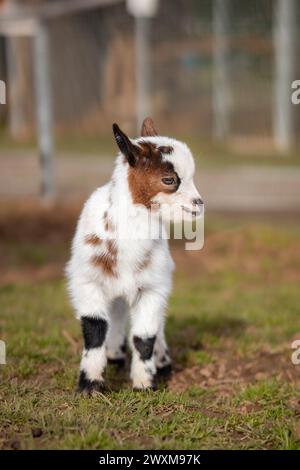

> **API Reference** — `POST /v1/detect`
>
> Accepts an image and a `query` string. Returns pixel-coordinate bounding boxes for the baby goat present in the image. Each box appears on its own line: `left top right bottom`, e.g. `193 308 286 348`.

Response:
66 118 203 393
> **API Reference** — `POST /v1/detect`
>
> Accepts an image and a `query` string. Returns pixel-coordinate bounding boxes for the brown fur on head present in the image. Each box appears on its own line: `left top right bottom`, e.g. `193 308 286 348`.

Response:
112 119 203 220
112 122 179 208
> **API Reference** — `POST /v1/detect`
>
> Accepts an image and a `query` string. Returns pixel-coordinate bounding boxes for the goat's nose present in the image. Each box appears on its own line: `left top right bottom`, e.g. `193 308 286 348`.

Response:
192 197 204 207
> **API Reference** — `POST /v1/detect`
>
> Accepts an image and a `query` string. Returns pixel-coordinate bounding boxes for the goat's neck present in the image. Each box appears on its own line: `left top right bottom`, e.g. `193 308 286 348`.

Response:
110 158 164 243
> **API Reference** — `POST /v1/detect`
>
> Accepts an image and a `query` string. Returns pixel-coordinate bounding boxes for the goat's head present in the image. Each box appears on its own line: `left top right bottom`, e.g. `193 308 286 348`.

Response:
112 118 203 223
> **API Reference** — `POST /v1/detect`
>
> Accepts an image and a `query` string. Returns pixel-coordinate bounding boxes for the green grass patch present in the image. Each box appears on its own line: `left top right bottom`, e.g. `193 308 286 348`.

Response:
1 218 300 449
1 126 300 168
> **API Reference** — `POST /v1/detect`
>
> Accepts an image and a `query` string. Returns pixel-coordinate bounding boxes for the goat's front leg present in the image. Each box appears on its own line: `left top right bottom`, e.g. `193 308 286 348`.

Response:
78 314 109 395
130 290 166 390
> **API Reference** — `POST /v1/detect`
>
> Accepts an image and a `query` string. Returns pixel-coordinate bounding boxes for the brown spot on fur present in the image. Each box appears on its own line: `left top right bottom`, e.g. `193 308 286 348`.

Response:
91 240 117 277
85 234 102 246
108 183 115 207
91 239 118 277
128 141 179 208
137 250 152 271
113 123 178 207
91 254 117 277
106 239 117 258
103 211 115 232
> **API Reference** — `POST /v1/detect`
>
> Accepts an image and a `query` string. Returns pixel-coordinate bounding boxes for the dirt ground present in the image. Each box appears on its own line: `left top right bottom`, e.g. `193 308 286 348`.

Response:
1 150 300 212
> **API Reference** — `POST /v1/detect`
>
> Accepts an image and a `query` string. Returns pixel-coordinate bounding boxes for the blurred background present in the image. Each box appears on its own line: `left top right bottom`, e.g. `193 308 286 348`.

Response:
0 0 299 208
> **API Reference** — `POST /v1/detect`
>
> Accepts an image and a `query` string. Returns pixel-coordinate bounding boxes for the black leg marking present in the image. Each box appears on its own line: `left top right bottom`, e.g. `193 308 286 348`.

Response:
157 363 172 377
78 317 108 394
133 335 156 361
156 349 172 378
81 317 108 349
160 354 167 363
107 357 126 368
77 370 106 395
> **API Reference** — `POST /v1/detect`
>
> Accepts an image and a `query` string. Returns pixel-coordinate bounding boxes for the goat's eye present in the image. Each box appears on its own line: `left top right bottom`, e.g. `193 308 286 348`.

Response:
162 176 175 185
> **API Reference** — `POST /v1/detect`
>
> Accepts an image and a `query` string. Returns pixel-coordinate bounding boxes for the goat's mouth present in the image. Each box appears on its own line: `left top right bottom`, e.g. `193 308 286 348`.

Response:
181 205 202 217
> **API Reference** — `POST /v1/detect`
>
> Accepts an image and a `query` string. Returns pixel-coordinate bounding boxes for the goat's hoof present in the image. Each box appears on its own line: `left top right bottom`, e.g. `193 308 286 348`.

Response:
77 371 106 396
157 363 172 377
77 380 106 396
107 357 126 368
133 380 158 392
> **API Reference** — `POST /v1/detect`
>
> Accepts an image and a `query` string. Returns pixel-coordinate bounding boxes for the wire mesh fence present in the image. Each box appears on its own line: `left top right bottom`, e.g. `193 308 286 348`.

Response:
0 0 300 199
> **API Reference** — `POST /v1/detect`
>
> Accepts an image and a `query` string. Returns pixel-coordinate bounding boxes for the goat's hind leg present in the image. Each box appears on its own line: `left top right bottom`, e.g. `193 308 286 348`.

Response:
154 325 172 377
106 297 128 368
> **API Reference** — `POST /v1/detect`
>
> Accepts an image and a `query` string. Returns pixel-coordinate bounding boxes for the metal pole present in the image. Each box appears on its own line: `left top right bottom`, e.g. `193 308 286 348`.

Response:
0 79 5 104
273 0 297 152
135 16 151 132
0 39 7 111
213 0 231 139
33 19 55 199
6 37 27 138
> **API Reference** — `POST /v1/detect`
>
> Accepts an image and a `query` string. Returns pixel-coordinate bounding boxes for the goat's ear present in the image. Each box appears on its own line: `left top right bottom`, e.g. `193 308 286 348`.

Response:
112 123 140 167
141 117 158 137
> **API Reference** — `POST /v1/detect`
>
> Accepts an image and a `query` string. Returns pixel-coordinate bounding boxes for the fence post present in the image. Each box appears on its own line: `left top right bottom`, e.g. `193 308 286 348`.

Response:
0 79 5 104
33 19 55 199
5 37 29 138
135 15 152 131
127 0 158 132
213 0 231 139
273 0 297 152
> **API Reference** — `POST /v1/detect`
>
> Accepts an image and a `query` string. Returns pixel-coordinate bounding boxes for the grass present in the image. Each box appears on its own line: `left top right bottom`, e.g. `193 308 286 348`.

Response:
0 207 300 449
